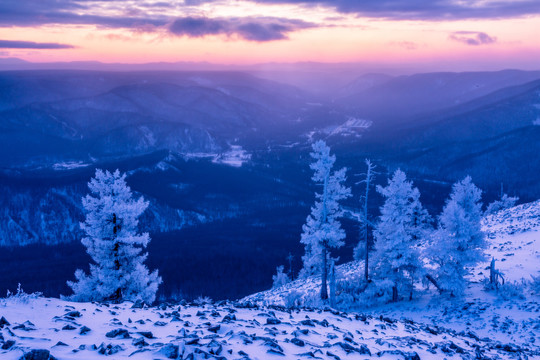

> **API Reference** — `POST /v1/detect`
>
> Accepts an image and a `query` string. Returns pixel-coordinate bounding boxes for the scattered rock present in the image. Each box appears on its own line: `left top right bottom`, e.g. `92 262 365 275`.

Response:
105 328 130 339
266 317 281 325
79 326 91 335
0 316 10 328
291 338 305 347
21 349 55 360
158 343 179 359
137 331 154 339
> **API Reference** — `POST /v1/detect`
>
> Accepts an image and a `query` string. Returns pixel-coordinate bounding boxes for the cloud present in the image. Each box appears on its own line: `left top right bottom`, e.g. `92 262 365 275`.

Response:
449 31 497 46
251 0 540 20
0 40 75 49
169 16 315 42
391 41 418 50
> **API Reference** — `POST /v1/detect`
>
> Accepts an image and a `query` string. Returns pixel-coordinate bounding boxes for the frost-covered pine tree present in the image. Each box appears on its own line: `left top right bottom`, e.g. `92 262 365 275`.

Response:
429 176 486 296
67 169 162 303
372 170 430 301
299 140 351 300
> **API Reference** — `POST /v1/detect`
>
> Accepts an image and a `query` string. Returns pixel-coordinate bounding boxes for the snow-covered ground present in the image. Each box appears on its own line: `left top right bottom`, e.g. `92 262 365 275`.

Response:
244 200 540 353
1 201 538 359
1 296 537 359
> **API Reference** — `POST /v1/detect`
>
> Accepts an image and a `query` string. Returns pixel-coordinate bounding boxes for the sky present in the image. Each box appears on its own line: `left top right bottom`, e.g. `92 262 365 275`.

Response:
0 0 539 70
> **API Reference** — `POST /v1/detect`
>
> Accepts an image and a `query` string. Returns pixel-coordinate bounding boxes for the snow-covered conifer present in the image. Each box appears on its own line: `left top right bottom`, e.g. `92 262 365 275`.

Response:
67 169 162 303
429 176 486 296
299 141 351 299
372 169 430 301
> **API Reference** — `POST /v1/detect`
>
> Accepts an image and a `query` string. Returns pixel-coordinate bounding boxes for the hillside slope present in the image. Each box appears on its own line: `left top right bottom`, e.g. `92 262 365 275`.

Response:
243 200 540 348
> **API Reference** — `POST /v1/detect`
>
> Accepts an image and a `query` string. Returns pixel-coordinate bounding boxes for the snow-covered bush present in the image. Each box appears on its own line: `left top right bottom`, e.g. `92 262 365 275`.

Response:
284 290 304 308
272 265 291 289
485 194 519 215
193 296 213 305
496 281 526 301
67 169 162 303
530 274 540 295
2 284 42 305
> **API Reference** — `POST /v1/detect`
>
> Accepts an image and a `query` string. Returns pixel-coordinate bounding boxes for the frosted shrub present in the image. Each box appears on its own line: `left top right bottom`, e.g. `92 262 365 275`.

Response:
497 281 526 301
530 274 540 295
284 290 303 308
193 296 213 305
272 265 291 289
2 284 42 305
485 194 519 215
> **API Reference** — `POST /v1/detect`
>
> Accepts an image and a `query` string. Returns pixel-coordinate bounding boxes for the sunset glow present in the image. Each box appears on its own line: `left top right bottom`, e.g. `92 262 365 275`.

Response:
0 0 539 70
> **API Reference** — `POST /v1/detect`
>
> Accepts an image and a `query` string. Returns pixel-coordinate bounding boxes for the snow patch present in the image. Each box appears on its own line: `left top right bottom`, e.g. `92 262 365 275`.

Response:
52 162 90 171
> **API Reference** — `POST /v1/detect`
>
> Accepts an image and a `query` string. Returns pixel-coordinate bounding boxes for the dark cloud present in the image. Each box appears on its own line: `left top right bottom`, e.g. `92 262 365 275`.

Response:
252 0 540 20
449 31 497 46
0 40 75 49
169 16 314 42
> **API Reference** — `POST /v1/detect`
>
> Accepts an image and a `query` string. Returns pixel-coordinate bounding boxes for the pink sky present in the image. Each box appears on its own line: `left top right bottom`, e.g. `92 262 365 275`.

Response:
0 0 539 70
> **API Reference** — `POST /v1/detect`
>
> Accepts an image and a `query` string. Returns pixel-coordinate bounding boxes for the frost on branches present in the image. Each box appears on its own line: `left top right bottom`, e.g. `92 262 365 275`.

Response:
67 169 162 303
372 169 431 302
429 176 486 296
299 140 351 300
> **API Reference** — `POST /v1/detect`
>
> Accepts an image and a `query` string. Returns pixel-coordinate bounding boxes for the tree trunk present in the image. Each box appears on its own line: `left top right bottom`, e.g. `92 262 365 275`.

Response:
392 285 398 302
425 274 444 294
112 213 122 302
364 239 369 281
321 247 328 300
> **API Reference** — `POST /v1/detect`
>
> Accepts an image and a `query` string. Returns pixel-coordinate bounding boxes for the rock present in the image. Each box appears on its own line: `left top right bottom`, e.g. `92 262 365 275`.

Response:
266 317 281 325
97 343 123 356
333 342 371 355
208 324 220 333
132 337 148 347
377 350 420 360
154 321 167 327
299 319 315 327
326 351 341 360
2 340 16 350
291 338 305 347
65 311 81 318
159 344 179 359
222 314 236 322
62 324 77 331
131 300 145 309
0 316 11 328
137 331 154 339
79 326 91 335
54 342 68 347
105 328 130 339
21 349 54 360
266 348 285 356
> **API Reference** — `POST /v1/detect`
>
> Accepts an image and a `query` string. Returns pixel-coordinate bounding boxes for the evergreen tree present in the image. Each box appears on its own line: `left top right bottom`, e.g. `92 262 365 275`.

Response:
68 169 162 303
299 141 351 300
429 176 486 296
372 170 430 301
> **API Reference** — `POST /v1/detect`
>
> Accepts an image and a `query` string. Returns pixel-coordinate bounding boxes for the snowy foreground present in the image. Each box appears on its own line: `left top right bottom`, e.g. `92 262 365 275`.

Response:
1 202 539 360
1 297 539 360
